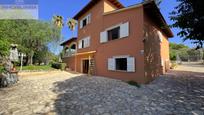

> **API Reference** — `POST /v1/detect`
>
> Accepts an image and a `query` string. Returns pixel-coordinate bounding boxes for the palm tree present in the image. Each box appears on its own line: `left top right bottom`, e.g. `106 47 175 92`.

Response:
67 18 78 37
52 15 64 28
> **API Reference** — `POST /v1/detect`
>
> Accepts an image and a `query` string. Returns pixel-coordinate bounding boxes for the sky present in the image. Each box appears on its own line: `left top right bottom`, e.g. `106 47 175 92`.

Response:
37 0 195 53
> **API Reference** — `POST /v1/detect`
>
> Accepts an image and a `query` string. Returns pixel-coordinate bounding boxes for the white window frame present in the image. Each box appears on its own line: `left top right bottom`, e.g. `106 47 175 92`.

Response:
80 13 91 29
100 22 129 43
108 55 135 72
78 36 90 49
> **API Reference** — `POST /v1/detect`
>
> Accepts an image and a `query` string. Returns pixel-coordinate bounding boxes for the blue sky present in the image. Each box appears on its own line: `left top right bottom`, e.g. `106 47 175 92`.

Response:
38 0 195 53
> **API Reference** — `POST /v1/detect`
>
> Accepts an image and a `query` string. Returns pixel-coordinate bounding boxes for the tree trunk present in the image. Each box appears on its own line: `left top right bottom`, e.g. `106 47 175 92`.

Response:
29 51 34 65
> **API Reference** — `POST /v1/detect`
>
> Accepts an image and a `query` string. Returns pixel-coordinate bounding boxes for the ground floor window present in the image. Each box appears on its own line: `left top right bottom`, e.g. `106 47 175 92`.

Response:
115 58 127 71
108 56 135 72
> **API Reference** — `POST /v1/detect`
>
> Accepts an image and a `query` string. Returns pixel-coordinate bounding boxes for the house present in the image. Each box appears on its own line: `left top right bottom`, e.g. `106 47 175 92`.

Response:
61 0 173 83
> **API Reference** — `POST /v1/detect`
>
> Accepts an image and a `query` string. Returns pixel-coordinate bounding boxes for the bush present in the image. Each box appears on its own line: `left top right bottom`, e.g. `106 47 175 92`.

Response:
127 81 141 88
170 62 178 69
0 65 4 73
51 62 66 70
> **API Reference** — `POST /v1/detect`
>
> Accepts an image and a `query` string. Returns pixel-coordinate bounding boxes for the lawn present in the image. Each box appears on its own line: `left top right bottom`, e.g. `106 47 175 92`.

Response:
16 65 56 71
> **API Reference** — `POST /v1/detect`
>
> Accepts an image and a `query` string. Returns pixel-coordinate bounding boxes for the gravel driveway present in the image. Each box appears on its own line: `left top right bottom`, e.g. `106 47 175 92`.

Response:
0 67 204 115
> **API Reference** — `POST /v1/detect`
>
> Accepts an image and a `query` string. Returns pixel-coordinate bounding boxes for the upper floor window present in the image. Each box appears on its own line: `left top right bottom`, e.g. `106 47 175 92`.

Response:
80 14 91 29
78 36 90 49
108 27 120 41
82 18 87 27
100 22 129 43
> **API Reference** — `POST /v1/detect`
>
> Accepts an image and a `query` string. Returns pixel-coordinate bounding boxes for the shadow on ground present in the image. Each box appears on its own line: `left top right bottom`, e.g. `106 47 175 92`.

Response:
52 70 204 115
52 75 143 115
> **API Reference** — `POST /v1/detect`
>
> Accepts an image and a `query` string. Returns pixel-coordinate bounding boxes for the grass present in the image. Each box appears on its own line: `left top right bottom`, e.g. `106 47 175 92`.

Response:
16 65 55 71
127 81 141 88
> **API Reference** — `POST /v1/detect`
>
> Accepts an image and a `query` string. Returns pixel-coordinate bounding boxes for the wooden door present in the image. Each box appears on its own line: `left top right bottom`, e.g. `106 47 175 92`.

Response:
82 60 89 74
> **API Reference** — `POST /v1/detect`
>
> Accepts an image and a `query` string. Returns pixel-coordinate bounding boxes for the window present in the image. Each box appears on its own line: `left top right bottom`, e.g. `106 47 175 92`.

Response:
82 18 87 27
100 22 129 43
108 27 120 41
78 37 90 49
82 39 85 48
80 14 91 28
115 58 127 71
108 56 135 72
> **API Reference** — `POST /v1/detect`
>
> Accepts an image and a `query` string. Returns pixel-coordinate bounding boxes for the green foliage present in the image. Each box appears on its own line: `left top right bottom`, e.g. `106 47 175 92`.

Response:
16 65 54 71
170 0 204 48
51 62 66 70
170 43 189 60
127 81 141 88
0 65 4 73
171 62 178 69
0 20 62 65
170 43 189 50
67 18 78 31
0 39 10 57
52 16 64 28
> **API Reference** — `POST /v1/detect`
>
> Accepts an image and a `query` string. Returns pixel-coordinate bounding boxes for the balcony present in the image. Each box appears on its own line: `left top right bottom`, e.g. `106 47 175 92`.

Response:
63 49 76 58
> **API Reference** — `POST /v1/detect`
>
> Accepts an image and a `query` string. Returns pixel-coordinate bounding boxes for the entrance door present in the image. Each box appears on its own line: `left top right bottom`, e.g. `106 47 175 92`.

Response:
82 60 89 74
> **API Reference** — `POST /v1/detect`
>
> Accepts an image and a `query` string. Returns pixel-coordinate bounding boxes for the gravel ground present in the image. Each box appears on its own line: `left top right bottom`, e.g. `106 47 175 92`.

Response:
0 68 204 115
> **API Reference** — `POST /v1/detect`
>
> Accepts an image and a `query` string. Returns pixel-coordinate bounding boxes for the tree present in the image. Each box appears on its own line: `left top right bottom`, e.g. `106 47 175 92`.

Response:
0 20 61 65
170 0 204 49
0 39 10 57
67 18 77 37
52 16 64 28
170 43 189 60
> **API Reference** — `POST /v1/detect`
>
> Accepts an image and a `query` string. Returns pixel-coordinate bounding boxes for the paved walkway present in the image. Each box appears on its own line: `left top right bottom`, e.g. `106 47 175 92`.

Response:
0 65 204 115
0 71 81 115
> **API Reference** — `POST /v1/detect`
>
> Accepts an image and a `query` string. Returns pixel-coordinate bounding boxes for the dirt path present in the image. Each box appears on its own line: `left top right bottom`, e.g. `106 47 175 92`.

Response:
175 62 204 73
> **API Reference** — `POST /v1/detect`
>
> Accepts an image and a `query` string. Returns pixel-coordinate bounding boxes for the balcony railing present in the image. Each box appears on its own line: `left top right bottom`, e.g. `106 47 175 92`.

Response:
63 50 76 58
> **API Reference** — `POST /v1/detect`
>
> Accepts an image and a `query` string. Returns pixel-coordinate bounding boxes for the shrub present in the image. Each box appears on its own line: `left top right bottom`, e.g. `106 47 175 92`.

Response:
0 65 4 73
170 62 178 69
127 81 141 88
51 62 66 70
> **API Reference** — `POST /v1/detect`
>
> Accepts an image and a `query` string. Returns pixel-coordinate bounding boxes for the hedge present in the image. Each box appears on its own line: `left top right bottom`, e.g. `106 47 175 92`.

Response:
51 62 66 70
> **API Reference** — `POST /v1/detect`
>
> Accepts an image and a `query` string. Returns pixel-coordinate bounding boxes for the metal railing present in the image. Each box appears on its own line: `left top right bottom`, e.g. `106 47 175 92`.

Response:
63 50 76 58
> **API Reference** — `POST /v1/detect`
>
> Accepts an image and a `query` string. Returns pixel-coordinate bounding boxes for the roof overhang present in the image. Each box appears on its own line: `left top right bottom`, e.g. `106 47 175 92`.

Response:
60 37 77 46
73 0 124 20
143 1 174 38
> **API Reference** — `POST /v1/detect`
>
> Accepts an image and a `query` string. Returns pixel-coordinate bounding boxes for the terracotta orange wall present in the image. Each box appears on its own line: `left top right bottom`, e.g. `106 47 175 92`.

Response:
143 11 170 82
104 0 117 13
160 33 170 72
62 56 75 71
76 0 146 83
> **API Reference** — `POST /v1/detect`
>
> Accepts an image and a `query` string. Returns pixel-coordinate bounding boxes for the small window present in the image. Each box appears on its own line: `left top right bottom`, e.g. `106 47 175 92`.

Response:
78 37 90 49
82 18 87 27
80 14 91 28
115 58 127 71
82 40 85 48
108 27 120 41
